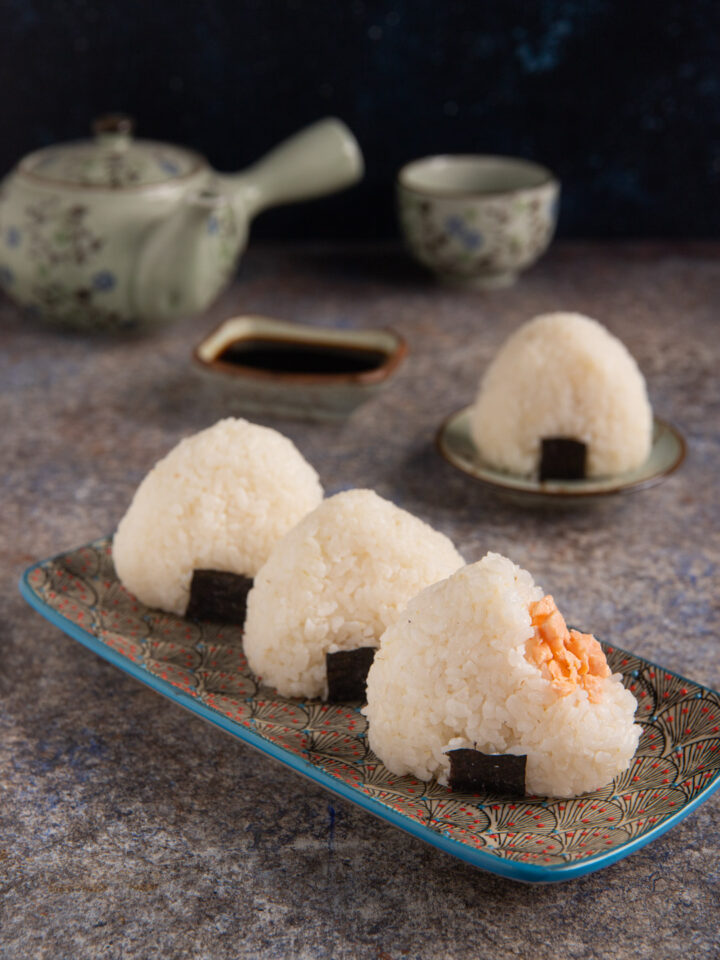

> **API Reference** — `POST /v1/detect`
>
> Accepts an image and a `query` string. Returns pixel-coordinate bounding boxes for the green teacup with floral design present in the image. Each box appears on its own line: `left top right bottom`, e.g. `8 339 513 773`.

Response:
397 155 559 289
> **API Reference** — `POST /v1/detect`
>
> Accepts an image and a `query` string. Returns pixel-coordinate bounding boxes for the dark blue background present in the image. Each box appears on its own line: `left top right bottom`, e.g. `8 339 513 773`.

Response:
2 0 719 239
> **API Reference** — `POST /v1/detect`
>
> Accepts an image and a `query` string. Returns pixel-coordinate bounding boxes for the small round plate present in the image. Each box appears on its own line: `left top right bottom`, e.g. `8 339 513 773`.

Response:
437 406 686 501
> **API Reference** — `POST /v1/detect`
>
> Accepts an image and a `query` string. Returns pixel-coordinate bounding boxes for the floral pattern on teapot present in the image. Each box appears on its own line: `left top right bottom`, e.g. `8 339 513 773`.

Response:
0 194 128 330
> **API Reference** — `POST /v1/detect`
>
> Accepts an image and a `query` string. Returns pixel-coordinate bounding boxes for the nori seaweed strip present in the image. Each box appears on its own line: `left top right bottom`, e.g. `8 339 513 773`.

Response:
185 570 253 624
539 437 587 481
326 647 377 702
448 749 527 795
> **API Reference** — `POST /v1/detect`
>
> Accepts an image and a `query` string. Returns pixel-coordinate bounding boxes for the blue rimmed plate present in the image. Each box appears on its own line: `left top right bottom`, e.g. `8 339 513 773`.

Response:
437 407 686 502
19 538 720 883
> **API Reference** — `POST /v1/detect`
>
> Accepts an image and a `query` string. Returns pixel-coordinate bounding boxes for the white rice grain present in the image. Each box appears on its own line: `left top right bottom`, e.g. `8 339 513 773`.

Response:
470 312 653 477
365 553 640 797
243 489 464 699
113 418 323 615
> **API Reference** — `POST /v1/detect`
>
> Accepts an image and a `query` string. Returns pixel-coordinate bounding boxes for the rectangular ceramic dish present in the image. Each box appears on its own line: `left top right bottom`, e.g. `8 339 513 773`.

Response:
193 316 406 422
19 538 720 883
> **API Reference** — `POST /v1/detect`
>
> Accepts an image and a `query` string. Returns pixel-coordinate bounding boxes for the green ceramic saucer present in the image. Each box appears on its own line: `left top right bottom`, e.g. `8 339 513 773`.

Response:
437 406 685 501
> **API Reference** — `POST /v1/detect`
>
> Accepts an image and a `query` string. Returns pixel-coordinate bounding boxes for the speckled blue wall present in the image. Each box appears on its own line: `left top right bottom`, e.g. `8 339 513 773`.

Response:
2 0 719 238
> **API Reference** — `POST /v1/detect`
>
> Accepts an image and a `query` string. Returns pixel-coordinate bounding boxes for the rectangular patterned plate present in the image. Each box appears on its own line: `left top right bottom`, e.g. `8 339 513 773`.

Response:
19 538 720 883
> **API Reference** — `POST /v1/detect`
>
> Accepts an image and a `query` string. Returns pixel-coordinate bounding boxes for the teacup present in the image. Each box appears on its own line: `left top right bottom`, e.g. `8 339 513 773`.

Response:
397 155 560 289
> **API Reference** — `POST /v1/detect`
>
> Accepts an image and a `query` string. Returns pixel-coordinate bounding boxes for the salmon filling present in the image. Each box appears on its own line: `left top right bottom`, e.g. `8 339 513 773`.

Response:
526 595 610 702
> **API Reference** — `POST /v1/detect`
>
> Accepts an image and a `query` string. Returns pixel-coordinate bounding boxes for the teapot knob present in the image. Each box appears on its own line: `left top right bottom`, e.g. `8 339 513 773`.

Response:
93 114 135 149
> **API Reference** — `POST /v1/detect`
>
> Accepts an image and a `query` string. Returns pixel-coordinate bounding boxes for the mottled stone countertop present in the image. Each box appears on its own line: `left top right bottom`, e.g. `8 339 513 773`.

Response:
2 243 719 959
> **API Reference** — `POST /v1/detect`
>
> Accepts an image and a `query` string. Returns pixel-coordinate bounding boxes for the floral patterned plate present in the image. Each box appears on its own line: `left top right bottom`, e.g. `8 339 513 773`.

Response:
19 539 720 884
437 407 686 502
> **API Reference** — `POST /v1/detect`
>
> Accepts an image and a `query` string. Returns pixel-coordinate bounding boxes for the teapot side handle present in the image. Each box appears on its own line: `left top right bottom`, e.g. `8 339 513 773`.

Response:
217 117 363 221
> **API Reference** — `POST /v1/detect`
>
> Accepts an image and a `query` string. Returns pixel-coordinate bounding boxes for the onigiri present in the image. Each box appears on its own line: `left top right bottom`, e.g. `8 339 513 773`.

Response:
113 418 323 615
364 552 640 798
243 489 464 699
470 312 653 478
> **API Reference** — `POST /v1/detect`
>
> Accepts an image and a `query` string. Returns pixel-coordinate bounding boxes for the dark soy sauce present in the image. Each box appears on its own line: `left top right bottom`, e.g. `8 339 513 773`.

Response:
218 338 388 375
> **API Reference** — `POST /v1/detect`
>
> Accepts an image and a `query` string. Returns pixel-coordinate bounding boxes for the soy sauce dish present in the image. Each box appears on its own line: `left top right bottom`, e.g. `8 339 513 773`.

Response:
193 316 407 421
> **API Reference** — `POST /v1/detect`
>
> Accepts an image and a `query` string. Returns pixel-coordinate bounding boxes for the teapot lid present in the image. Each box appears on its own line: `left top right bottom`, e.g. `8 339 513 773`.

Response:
18 115 206 189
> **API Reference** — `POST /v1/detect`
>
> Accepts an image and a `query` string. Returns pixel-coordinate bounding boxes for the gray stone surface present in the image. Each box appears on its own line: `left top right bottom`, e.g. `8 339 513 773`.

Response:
1 243 719 959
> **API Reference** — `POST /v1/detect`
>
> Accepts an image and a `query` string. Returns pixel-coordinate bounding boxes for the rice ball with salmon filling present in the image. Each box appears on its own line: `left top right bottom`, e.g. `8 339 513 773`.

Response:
243 489 464 700
470 312 653 479
365 552 640 798
113 418 323 616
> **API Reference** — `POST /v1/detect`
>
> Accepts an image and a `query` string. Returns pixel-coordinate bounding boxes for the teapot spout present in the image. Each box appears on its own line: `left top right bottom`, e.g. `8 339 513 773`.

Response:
217 117 363 220
133 188 246 322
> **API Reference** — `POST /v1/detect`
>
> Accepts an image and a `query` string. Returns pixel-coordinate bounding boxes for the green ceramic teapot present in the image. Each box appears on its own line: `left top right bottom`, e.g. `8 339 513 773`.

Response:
0 115 363 331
